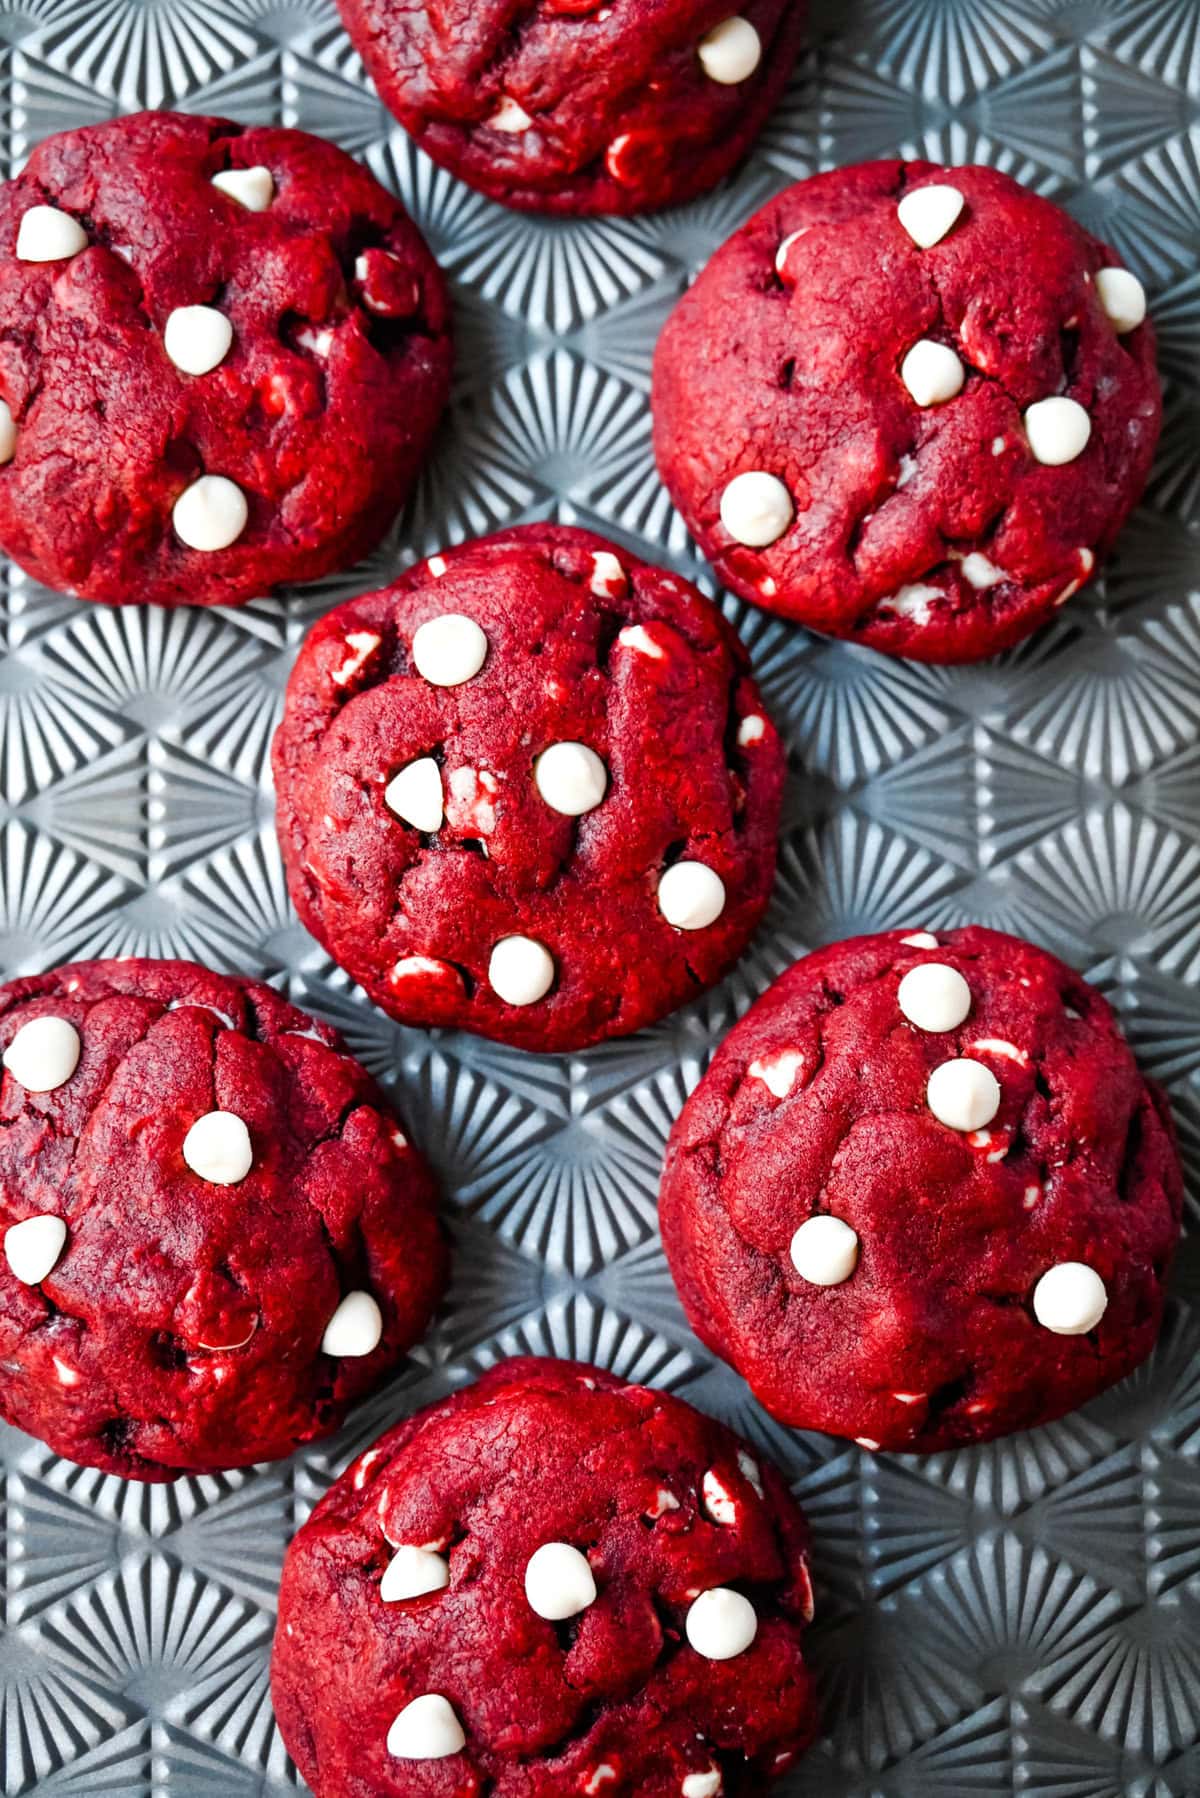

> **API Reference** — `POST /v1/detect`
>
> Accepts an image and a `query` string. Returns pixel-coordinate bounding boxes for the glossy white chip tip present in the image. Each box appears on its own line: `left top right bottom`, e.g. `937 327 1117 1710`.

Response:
657 862 726 931
381 1545 450 1603
901 340 965 406
411 614 487 687
926 1059 1001 1133
385 757 444 833
535 742 607 816
589 550 626 597
386 1694 465 1760
897 184 965 249
719 471 793 547
211 166 274 211
16 204 87 262
182 1111 253 1185
1024 397 1091 466
1033 1262 1108 1335
1096 267 1146 334
173 475 248 551
525 1542 597 1620
3 1015 80 1091
488 936 555 1006
683 1772 722 1798
790 1215 859 1286
698 16 762 83
4 1214 67 1286
164 305 233 376
0 399 17 464
322 1290 383 1358
685 1587 758 1660
898 963 971 1033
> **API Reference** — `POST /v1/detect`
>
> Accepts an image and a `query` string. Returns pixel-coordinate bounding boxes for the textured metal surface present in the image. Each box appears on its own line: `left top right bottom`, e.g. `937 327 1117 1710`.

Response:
0 1 1198 1793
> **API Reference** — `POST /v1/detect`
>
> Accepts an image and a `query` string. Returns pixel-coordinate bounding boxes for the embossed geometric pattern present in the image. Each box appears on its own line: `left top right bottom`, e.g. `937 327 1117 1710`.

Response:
0 0 1197 1792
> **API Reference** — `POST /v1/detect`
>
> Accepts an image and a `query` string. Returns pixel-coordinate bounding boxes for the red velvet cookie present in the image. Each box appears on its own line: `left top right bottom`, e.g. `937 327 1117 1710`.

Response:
335 1 806 216
272 525 785 1053
652 160 1161 663
660 927 1182 1451
0 111 451 608
272 1357 819 1796
0 958 446 1480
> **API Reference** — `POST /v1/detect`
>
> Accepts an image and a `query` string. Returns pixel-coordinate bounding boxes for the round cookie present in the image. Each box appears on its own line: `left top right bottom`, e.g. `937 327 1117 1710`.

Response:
334 1 806 216
272 1357 819 1796
272 524 785 1052
0 958 446 1480
0 111 451 607
652 160 1161 662
660 927 1182 1451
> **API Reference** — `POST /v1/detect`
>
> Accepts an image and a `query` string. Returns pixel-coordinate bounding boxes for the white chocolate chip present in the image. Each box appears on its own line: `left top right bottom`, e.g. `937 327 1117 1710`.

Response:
789 1215 859 1286
683 1773 722 1798
616 623 665 659
488 936 555 1007
447 765 498 836
882 582 940 623
748 1049 804 1099
774 227 807 276
589 550 627 597
1024 396 1091 466
386 1694 465 1760
719 471 793 548
490 96 533 133
901 931 938 949
211 166 274 211
427 555 447 578
163 305 233 376
331 630 380 687
182 1110 253 1185
411 614 487 687
15 204 87 262
702 1469 737 1525
53 1355 79 1386
3 1015 81 1091
926 1059 1001 1133
698 16 762 83
897 962 971 1033
737 714 765 746
583 1767 617 1795
647 1487 680 1518
173 475 248 552
685 1588 757 1661
1096 267 1147 334
4 1214 66 1285
0 399 17 464
391 955 460 984
535 742 607 816
959 552 1006 589
322 1290 383 1357
969 1037 1029 1066
1033 1262 1107 1335
524 1542 597 1620
657 862 726 931
381 1545 450 1602
897 183 965 249
900 340 965 406
385 757 444 833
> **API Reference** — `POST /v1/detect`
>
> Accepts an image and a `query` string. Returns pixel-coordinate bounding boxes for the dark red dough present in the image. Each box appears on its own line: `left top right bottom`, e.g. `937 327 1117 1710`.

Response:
335 0 806 216
652 160 1162 663
0 111 451 608
660 927 1183 1451
272 1357 819 1796
271 524 785 1053
0 958 447 1480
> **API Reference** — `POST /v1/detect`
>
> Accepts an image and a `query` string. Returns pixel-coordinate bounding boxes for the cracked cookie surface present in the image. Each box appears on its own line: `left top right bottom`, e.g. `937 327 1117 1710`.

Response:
652 160 1161 662
0 110 451 607
659 926 1182 1450
272 1357 819 1796
0 957 446 1480
271 524 785 1052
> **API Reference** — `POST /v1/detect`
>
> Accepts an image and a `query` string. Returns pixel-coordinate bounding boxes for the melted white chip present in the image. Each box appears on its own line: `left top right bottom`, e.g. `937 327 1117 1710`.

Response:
3 1015 80 1091
391 954 459 984
616 623 665 659
719 471 793 547
790 1215 859 1286
173 475 248 552
489 936 555 1006
331 630 380 687
698 16 762 83
4 1214 66 1285
901 931 938 949
748 1049 803 1099
737 714 766 746
535 742 607 816
1024 396 1091 466
0 399 17 464
491 96 533 132
387 1694 465 1760
590 550 626 597
926 1059 1001 1133
683 1773 722 1798
959 552 1006 589
1033 1262 1108 1335
898 962 971 1033
969 1037 1028 1066
182 1111 253 1185
774 226 807 276
525 1542 597 1620
686 1588 757 1661
657 862 726 930
411 613 487 687
1096 266 1147 334
163 305 233 376
381 1545 450 1603
385 757 444 833
322 1290 383 1357
901 339 965 406
897 183 965 249
16 204 87 262
702 1469 737 1525
211 166 274 211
